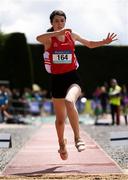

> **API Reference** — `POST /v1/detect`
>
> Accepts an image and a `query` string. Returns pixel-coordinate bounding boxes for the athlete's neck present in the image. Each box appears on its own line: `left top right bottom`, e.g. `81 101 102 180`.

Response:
56 35 65 42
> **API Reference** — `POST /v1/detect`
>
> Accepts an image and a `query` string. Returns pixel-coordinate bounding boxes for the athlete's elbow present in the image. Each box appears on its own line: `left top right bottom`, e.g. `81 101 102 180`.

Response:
36 35 46 44
87 45 94 49
36 36 41 42
85 44 93 49
88 42 95 48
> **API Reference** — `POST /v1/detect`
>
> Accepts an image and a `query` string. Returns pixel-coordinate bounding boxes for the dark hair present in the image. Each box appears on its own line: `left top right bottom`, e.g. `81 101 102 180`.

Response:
47 27 54 32
47 10 66 32
50 10 66 23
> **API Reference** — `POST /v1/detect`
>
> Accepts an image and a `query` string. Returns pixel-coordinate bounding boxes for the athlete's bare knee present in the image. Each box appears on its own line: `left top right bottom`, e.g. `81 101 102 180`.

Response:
65 98 75 110
55 118 65 126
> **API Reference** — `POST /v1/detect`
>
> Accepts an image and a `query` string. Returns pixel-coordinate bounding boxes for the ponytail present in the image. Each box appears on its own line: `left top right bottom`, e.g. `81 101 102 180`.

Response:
47 27 54 32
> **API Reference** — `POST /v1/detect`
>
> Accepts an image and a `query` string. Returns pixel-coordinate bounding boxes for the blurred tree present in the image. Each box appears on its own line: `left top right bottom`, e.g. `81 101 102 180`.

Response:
0 31 6 77
0 31 4 45
2 32 34 89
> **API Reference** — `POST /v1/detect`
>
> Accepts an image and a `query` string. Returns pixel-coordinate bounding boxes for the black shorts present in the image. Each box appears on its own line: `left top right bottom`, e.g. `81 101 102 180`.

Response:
51 70 83 98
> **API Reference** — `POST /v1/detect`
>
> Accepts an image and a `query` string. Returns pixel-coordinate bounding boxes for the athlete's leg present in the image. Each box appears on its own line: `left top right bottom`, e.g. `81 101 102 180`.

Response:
65 84 81 142
52 98 68 160
52 98 67 144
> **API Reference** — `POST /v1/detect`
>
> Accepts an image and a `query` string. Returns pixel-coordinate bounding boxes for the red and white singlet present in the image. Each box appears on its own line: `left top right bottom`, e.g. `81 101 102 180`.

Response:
43 31 79 74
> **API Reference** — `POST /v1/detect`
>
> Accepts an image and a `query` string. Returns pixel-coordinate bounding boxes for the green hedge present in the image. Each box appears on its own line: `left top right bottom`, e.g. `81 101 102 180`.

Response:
1 32 34 89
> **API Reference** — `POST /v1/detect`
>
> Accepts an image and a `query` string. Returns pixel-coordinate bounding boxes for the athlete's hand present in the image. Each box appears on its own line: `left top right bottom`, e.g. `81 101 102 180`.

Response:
103 33 118 44
58 28 72 35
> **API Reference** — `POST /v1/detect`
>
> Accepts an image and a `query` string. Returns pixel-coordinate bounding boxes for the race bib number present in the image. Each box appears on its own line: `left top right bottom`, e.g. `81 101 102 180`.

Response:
53 50 72 64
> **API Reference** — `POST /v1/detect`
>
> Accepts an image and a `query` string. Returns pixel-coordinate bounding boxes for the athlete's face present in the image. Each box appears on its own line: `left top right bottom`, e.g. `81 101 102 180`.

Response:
51 15 66 31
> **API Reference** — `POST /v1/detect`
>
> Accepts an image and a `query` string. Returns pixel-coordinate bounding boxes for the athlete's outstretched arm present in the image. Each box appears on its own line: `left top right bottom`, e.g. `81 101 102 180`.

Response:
72 32 117 48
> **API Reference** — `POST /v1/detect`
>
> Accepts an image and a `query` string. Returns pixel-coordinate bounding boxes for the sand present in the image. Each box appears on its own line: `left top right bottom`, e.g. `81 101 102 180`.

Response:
0 173 128 180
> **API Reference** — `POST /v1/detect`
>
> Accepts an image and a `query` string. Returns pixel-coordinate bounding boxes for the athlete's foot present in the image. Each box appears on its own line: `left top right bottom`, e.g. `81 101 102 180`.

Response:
58 139 68 160
75 138 85 152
